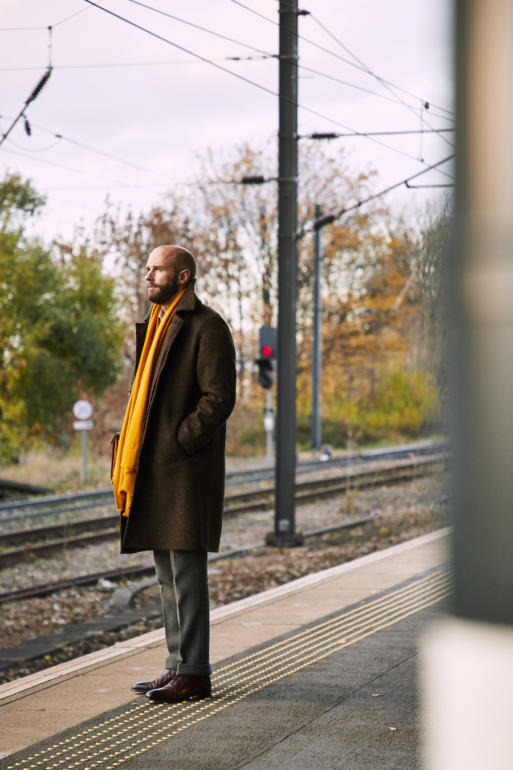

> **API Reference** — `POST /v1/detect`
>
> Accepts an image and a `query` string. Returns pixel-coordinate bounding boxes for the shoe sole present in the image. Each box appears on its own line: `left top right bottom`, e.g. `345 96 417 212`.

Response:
145 691 212 703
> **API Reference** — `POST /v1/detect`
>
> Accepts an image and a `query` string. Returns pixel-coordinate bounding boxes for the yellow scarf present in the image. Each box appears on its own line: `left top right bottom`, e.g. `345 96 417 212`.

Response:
112 289 185 516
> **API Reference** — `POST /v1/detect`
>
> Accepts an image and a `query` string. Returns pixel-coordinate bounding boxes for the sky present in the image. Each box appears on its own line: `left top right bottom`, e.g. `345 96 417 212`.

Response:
0 0 453 245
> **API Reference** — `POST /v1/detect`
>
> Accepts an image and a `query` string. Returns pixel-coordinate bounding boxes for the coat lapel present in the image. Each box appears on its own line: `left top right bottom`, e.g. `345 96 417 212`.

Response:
151 314 183 390
135 285 198 411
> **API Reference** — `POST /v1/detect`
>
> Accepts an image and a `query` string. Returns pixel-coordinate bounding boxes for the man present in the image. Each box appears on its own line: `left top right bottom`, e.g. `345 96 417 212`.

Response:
112 244 236 703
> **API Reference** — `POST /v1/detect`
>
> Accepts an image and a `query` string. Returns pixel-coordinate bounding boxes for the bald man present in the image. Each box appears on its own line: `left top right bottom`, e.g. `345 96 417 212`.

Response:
113 245 236 703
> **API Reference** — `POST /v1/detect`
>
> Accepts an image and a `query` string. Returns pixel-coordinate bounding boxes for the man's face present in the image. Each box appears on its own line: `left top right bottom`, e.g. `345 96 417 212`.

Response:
145 249 181 306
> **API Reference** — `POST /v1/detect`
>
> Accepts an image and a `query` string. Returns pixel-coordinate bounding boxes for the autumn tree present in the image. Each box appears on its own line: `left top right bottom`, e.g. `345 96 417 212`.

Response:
74 141 442 451
412 198 452 387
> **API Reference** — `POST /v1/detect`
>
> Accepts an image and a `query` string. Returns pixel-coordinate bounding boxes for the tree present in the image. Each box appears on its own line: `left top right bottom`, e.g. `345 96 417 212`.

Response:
70 141 442 450
413 198 452 388
0 173 124 460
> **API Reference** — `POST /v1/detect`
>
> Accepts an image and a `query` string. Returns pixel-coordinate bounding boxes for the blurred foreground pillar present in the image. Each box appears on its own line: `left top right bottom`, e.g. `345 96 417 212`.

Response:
421 1 513 768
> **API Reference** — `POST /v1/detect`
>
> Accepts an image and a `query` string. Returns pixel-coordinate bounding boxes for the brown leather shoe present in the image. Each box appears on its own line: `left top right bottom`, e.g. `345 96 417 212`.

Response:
146 674 211 702
132 668 176 693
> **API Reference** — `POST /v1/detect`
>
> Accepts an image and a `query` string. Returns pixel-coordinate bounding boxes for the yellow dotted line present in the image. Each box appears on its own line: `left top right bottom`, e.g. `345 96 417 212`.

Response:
6 569 450 770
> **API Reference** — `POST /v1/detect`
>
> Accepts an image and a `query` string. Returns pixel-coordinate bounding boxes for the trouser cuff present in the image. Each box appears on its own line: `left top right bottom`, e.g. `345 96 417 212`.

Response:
176 662 212 676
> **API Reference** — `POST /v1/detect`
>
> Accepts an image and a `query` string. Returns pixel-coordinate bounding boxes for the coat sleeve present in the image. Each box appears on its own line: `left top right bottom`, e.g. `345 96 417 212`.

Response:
176 313 236 454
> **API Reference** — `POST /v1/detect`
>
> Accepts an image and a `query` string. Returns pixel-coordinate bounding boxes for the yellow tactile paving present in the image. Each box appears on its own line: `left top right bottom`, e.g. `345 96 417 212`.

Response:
0 529 448 760
5 565 451 770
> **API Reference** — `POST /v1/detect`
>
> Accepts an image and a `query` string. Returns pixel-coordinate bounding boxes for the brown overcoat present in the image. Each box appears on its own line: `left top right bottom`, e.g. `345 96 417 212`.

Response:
120 284 236 554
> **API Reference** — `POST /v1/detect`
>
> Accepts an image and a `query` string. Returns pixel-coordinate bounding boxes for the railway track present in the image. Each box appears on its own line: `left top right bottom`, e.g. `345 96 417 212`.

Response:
0 440 445 524
0 515 380 606
0 453 444 569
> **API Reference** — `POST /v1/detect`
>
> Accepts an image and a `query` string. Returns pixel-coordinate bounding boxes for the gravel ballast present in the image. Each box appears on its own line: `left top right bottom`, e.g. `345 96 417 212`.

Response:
0 473 447 684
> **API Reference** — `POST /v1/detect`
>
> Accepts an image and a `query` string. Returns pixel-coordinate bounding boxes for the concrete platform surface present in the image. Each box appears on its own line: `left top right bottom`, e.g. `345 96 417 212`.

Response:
0 529 450 767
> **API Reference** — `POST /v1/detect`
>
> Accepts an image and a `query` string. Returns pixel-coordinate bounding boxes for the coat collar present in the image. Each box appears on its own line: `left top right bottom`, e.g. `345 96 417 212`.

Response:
175 282 198 314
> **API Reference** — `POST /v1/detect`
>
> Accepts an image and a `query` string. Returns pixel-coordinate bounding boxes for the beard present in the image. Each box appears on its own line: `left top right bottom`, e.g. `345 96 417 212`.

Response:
147 277 180 305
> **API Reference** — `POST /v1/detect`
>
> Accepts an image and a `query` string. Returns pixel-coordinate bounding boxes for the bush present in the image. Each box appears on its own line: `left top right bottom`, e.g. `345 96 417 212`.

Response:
297 368 439 448
361 369 439 441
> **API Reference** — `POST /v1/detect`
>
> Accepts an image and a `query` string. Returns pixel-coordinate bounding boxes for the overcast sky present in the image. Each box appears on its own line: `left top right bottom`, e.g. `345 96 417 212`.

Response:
0 0 453 244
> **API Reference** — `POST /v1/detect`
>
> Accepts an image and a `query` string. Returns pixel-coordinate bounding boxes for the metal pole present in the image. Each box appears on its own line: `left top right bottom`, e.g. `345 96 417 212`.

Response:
265 389 274 461
273 0 301 546
81 430 88 484
421 2 513 766
311 205 323 451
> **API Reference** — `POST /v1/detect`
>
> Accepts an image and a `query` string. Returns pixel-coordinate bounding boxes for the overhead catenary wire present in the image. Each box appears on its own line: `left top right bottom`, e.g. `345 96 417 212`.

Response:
307 12 454 121
79 0 452 177
0 55 453 123
0 3 451 125
296 63 450 117
0 55 274 73
299 153 455 237
1 145 85 175
229 0 455 120
0 8 89 31
124 0 276 57
0 115 182 183
302 128 454 139
121 0 449 121
124 0 453 123
1 4 453 144
4 136 62 153
306 12 454 149
80 0 285 101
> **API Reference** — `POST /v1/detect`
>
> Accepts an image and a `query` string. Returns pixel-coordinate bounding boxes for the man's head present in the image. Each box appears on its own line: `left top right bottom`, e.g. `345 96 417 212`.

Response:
145 245 196 309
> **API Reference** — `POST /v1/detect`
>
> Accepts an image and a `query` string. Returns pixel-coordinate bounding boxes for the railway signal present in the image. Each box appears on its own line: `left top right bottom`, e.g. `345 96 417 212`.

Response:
255 326 277 389
255 326 277 460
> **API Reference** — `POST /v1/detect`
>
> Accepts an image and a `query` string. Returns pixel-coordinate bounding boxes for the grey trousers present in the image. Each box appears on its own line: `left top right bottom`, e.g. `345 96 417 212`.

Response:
153 549 211 677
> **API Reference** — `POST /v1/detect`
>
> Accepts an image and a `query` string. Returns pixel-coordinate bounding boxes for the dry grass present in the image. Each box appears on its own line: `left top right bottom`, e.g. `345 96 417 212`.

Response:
0 448 111 493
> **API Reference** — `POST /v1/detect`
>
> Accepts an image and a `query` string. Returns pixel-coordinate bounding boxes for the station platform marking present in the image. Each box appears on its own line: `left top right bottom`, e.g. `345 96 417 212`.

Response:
4 564 451 770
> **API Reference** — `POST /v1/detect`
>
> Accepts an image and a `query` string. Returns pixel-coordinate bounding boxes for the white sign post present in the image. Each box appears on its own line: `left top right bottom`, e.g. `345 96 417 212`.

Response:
73 400 93 484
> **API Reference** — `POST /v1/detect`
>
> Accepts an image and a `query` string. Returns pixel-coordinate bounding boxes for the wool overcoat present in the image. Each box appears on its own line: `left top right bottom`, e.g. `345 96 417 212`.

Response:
120 283 236 554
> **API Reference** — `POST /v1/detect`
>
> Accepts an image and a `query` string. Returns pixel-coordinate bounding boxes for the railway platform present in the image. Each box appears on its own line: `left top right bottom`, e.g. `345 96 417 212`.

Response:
0 529 450 769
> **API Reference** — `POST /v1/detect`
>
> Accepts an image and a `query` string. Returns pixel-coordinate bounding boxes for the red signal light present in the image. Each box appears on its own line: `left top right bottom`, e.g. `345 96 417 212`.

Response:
261 345 273 357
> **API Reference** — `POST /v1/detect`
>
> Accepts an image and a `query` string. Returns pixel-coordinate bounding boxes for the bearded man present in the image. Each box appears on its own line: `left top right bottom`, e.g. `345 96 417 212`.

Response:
112 244 236 703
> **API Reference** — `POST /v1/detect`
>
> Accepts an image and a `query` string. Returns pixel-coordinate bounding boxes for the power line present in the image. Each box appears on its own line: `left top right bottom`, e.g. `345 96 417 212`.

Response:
229 0 455 120
80 0 452 176
0 55 273 73
0 8 89 31
4 136 62 153
1 1 452 123
0 116 181 183
302 128 454 139
1 146 85 175
122 0 453 123
297 63 453 121
0 56 452 123
82 0 282 100
299 154 455 236
54 133 177 180
307 12 454 149
0 117 263 188
308 12 455 121
53 8 90 27
124 0 275 56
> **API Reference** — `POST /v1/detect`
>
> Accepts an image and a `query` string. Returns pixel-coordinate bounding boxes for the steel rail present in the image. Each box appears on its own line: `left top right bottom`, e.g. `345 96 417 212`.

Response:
0 515 378 606
0 454 444 569
0 440 446 524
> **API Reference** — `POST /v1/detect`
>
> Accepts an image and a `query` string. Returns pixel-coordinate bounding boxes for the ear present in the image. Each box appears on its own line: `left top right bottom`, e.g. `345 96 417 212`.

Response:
177 268 191 286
